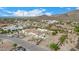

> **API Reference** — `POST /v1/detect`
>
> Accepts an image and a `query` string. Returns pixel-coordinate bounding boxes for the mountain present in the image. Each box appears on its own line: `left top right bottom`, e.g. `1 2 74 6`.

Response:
0 10 79 22
26 10 79 22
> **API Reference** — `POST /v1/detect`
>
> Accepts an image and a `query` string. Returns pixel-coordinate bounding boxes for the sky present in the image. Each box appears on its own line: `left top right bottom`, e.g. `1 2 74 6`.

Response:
0 7 79 17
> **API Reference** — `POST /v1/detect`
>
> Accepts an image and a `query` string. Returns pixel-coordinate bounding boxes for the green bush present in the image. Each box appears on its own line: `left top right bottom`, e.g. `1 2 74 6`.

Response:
59 35 67 45
58 29 65 33
49 43 60 51
13 43 17 48
52 31 58 35
74 26 79 32
0 29 16 34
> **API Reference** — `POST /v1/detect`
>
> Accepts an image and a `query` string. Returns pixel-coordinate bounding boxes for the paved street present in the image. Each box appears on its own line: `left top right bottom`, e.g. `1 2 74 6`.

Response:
0 34 50 51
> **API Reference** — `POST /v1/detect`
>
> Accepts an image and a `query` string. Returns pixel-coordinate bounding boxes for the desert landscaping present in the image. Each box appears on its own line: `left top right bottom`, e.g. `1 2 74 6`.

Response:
0 7 79 51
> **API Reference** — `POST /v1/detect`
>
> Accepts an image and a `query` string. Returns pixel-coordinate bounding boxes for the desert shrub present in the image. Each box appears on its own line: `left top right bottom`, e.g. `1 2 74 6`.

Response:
74 26 79 32
52 30 58 35
49 43 60 51
13 43 17 48
59 35 67 45
58 29 65 33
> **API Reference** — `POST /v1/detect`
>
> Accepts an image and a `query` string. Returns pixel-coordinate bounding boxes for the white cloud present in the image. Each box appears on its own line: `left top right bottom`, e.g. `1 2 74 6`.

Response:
76 7 79 10
12 8 52 17
67 8 71 10
13 10 24 16
0 8 52 17
0 7 12 14
26 9 44 16
18 9 44 16
45 12 52 16
5 10 12 13
0 7 4 9
2 14 9 16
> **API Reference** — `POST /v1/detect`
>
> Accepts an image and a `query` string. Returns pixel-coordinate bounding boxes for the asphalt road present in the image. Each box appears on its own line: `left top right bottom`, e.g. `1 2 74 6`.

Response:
0 34 50 51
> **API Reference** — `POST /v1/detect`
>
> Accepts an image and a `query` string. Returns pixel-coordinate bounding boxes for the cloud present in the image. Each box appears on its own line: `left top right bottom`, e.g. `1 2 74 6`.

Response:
0 8 52 17
0 7 12 14
12 9 52 17
45 12 52 16
0 7 4 9
59 7 72 11
67 8 72 10
0 7 14 17
13 10 24 16
76 7 79 10
5 10 12 13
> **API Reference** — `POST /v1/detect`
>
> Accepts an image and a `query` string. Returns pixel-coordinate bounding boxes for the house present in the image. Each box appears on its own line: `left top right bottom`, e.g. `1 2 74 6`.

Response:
47 20 59 24
1 25 23 31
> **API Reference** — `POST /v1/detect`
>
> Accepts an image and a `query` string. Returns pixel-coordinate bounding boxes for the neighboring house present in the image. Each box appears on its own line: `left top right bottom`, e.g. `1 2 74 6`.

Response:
37 28 48 32
1 25 23 31
47 20 59 24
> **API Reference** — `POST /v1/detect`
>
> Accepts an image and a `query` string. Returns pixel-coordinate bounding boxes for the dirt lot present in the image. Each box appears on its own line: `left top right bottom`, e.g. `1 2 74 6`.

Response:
0 39 14 51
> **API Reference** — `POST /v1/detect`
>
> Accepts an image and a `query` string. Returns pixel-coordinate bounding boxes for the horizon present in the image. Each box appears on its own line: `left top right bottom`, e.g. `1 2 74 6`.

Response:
0 7 79 17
